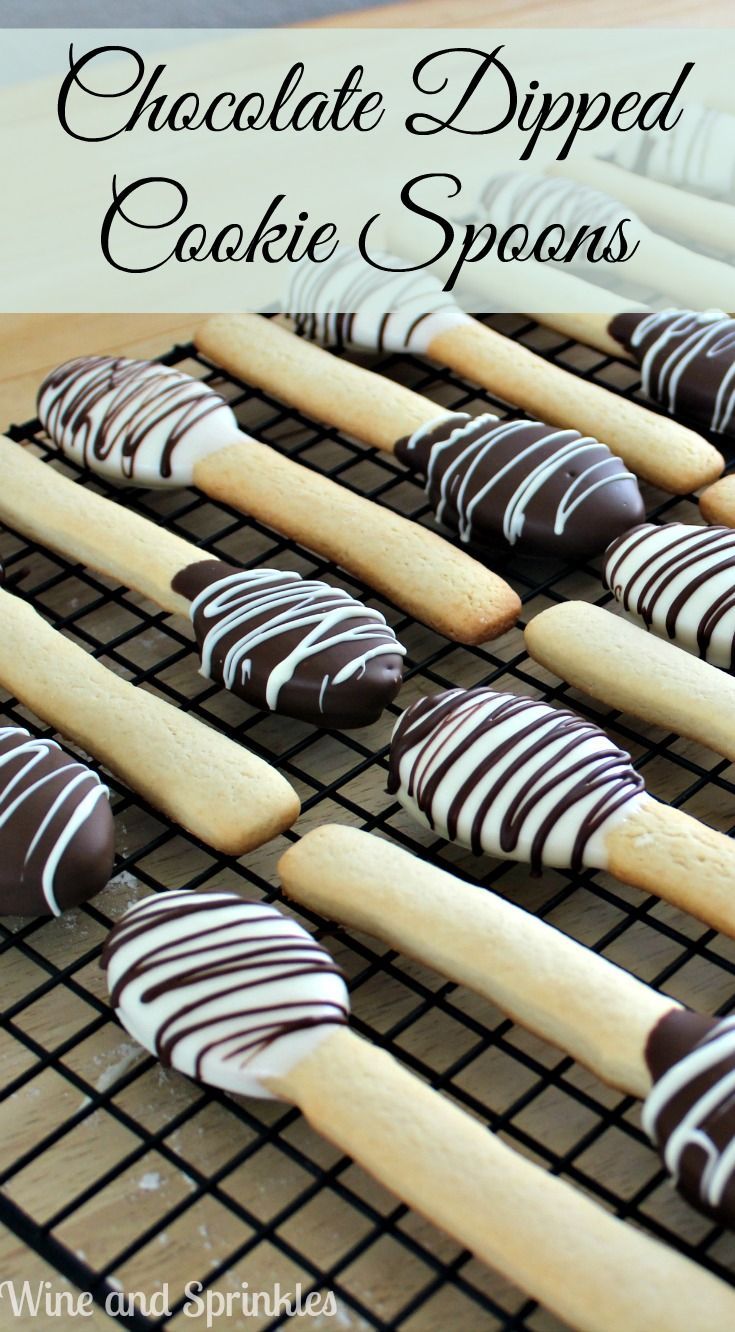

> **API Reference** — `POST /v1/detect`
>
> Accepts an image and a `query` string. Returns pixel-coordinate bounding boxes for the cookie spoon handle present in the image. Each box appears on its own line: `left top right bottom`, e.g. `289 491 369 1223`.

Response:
272 1024 735 1332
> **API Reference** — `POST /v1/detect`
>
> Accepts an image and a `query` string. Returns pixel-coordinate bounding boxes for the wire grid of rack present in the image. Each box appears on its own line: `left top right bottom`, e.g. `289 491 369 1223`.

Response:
1 317 735 1332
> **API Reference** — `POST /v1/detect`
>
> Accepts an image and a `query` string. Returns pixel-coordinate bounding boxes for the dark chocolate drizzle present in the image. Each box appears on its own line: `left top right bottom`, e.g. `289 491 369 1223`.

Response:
102 891 349 1083
0 726 114 916
610 310 735 437
387 688 644 873
37 355 230 480
395 412 644 558
172 560 405 728
603 522 735 669
644 1009 735 1228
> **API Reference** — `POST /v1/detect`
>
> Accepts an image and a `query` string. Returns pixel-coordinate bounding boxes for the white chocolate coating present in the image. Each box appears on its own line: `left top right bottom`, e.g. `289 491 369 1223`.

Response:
603 522 735 669
387 688 645 872
103 890 350 1098
606 103 735 198
288 247 470 352
37 356 238 487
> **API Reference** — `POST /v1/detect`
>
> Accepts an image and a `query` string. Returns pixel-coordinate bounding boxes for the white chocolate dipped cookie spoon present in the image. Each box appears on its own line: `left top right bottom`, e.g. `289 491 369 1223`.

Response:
0 440 405 730
34 355 518 647
481 170 735 311
197 313 645 560
280 825 735 1230
0 585 298 854
387 686 735 940
238 246 721 494
525 600 735 762
101 887 735 1332
602 521 735 668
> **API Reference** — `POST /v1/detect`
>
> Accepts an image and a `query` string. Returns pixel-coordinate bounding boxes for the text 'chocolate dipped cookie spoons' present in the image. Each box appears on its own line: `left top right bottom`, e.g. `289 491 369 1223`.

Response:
101 889 735 1332
196 245 721 494
281 826 735 1234
0 725 114 916
197 314 645 560
388 686 735 940
35 355 519 647
0 441 404 729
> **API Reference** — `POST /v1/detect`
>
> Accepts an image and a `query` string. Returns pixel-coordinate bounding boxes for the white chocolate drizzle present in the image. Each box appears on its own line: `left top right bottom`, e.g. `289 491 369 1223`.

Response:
0 727 110 915
643 1016 735 1212
402 412 637 546
189 567 405 711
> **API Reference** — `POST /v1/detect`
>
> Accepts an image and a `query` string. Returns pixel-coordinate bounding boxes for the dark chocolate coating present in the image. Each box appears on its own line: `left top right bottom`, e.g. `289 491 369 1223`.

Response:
395 413 645 558
172 560 405 729
645 1009 735 1229
611 310 735 438
0 726 114 916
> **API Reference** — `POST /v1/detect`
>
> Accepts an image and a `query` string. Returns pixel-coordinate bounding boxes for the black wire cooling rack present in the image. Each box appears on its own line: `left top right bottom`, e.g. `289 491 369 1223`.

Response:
2 317 735 1332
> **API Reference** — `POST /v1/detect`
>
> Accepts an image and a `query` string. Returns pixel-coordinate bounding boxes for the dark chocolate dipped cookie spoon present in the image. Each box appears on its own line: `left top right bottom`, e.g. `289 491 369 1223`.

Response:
0 439 404 729
30 354 519 647
197 313 646 559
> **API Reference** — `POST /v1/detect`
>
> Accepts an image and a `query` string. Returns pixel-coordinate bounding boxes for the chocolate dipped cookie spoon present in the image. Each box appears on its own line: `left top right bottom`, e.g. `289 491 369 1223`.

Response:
0 440 405 729
387 686 735 940
0 585 298 855
602 521 735 667
0 725 114 916
281 825 735 1230
197 314 645 560
198 248 721 494
482 170 735 310
34 355 519 647
101 887 735 1332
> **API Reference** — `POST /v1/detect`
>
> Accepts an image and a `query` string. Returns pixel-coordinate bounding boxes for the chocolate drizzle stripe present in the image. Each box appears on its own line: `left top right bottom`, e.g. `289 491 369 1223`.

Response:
479 173 632 268
102 892 350 1089
396 412 643 555
643 1012 735 1223
37 355 236 484
171 562 405 728
287 247 468 353
387 689 644 874
603 522 735 669
607 104 733 196
609 310 735 437
0 727 112 916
